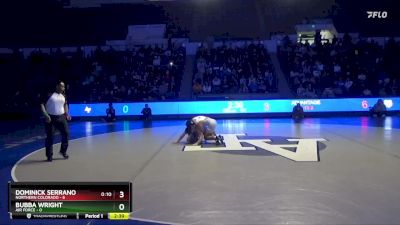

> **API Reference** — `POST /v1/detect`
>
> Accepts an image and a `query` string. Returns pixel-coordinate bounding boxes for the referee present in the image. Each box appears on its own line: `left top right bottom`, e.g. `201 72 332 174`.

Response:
40 81 71 162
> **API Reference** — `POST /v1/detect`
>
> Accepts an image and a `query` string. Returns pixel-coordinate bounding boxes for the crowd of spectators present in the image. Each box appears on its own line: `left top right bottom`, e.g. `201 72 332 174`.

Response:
192 41 277 97
75 45 185 102
278 33 400 98
0 44 185 117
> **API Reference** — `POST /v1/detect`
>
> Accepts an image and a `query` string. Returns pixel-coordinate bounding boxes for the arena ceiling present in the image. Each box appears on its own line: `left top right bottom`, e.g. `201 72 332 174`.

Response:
66 0 176 8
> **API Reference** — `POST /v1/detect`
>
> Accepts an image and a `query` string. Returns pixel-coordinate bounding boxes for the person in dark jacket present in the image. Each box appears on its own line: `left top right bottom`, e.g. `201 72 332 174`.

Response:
141 104 152 120
371 99 387 117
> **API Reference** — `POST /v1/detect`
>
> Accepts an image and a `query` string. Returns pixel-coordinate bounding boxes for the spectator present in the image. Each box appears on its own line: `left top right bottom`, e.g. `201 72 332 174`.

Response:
292 103 304 120
344 78 353 94
321 87 335 98
222 76 230 92
212 76 222 93
258 80 267 93
105 102 116 122
193 41 277 96
202 82 212 94
371 99 387 117
239 83 249 93
297 85 306 98
278 35 400 99
305 84 317 98
239 76 247 87
248 75 258 93
361 85 372 97
159 81 169 100
141 104 152 121
192 80 203 97
264 71 275 92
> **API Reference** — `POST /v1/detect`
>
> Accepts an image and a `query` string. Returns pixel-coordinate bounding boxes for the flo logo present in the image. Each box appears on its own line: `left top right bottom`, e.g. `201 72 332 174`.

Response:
183 134 327 162
367 11 388 19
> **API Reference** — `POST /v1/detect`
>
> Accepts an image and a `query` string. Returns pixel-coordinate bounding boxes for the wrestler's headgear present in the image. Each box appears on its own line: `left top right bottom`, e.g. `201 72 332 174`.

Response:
186 119 194 126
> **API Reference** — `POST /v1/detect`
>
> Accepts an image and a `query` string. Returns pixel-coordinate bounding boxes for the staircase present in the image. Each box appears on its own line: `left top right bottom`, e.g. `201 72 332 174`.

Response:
270 53 294 98
179 55 195 99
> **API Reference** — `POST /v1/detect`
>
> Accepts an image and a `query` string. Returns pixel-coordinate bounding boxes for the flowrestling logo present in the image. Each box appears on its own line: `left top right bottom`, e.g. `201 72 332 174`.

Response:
183 134 327 162
367 11 388 19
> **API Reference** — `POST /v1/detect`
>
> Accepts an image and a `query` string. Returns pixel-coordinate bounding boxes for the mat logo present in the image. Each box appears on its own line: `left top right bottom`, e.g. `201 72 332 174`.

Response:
184 134 327 162
367 11 387 19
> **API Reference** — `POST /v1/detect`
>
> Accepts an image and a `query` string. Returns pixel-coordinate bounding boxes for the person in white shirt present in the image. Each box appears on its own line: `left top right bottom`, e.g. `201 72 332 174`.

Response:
40 81 71 162
202 82 212 93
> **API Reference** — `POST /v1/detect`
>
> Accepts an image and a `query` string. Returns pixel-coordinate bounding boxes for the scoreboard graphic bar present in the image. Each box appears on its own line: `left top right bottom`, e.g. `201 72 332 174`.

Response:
8 182 132 220
68 97 400 116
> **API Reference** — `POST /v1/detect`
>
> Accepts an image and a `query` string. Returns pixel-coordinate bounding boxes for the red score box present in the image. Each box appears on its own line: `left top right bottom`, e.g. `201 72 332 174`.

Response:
14 189 129 201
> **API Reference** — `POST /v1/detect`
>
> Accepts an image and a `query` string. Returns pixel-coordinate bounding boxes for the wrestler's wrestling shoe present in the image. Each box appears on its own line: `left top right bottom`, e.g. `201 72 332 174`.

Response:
215 135 224 145
218 135 224 142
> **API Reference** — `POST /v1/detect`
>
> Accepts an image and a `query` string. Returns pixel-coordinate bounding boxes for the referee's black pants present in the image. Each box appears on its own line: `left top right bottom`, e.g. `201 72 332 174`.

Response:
45 115 69 158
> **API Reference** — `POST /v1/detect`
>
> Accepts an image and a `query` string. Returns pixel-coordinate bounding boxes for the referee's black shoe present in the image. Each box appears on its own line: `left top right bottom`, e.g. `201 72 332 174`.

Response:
59 152 69 159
